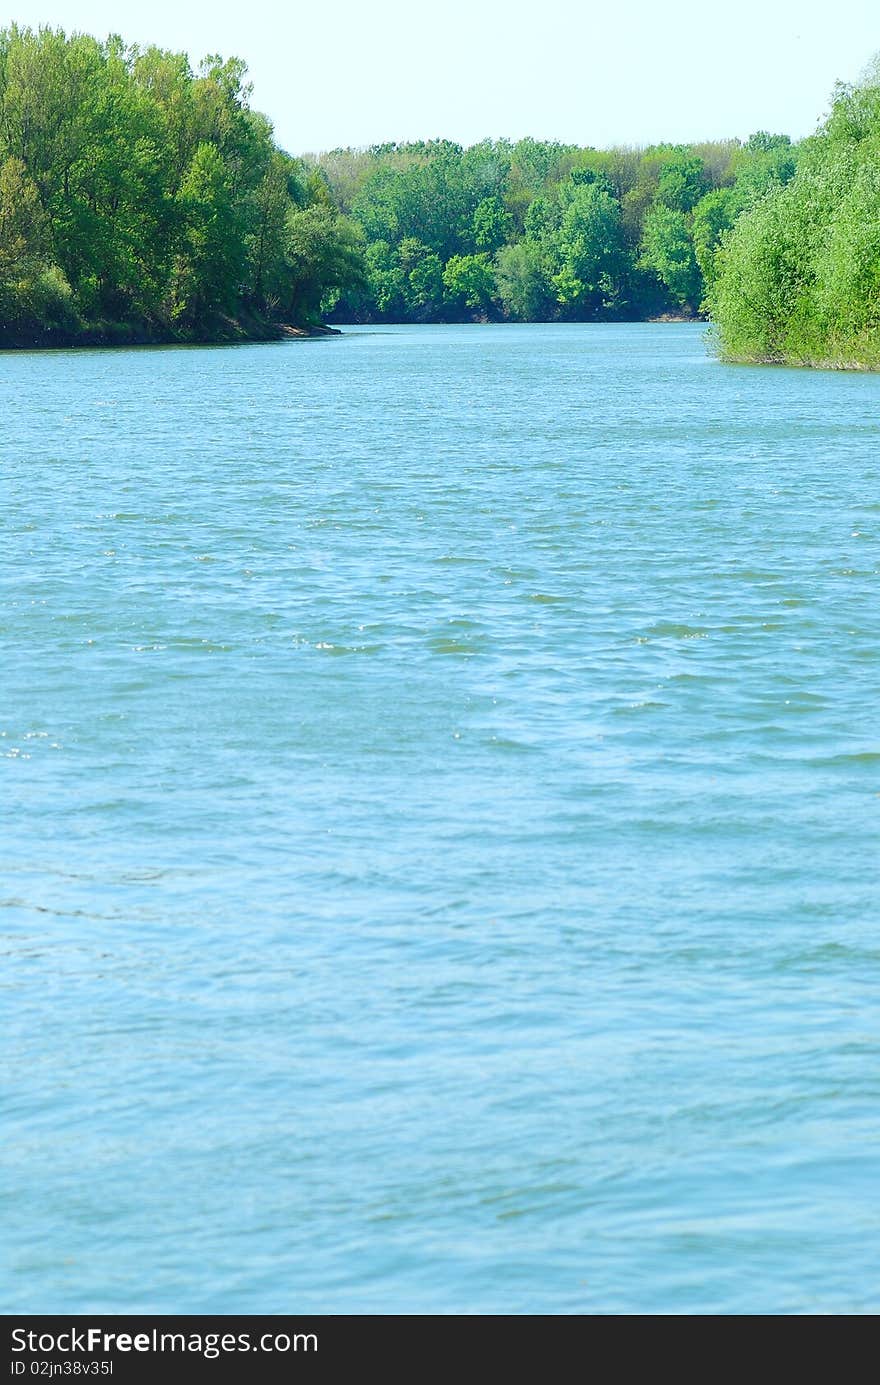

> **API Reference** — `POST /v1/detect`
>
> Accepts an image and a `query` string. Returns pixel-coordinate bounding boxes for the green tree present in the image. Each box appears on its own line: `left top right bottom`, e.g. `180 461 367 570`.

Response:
398 237 444 316
494 240 553 320
472 195 512 251
363 239 406 318
173 142 245 322
442 253 495 315
691 186 741 294
710 70 880 364
550 181 626 314
732 133 796 205
656 149 709 213
0 155 76 329
640 204 701 311
0 24 362 342
283 205 366 323
0 156 48 280
246 151 299 308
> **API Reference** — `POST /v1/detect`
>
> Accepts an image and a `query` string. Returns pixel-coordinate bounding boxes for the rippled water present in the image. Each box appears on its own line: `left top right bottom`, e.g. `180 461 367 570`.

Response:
2 323 879 1314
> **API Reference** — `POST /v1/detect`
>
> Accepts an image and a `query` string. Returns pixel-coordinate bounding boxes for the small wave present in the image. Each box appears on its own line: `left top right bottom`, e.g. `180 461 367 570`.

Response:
612 699 668 715
428 637 481 656
312 641 381 655
807 750 880 767
642 622 709 640
485 735 534 753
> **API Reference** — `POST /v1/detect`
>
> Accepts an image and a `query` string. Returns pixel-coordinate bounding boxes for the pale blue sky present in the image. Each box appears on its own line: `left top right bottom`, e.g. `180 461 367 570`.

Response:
7 1 879 153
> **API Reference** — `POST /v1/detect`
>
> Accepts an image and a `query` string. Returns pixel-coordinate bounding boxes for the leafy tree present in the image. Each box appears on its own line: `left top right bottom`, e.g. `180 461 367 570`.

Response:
640 205 701 311
0 155 73 328
363 239 406 318
442 253 495 314
691 186 740 294
494 240 553 320
710 69 880 364
282 205 365 323
398 238 444 315
550 181 626 314
247 151 300 308
0 24 362 341
656 149 709 213
472 195 513 251
0 156 48 280
523 195 559 241
174 142 245 322
732 133 796 205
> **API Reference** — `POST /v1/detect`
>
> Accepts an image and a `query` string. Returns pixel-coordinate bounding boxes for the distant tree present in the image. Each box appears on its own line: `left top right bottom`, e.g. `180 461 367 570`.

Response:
398 237 444 315
246 151 297 308
640 205 701 311
656 149 709 213
691 186 741 294
550 182 626 314
0 154 76 328
282 205 366 323
363 239 406 318
174 142 245 322
442 253 495 314
745 130 793 154
0 156 48 280
494 240 553 320
523 195 559 241
733 134 797 204
472 195 513 251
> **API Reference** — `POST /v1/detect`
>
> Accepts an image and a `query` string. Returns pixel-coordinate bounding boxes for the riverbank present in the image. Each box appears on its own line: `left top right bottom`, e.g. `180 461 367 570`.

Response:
0 318 341 351
719 347 880 372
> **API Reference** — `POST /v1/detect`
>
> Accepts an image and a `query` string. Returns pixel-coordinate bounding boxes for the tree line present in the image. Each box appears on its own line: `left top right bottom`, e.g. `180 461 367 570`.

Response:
0 24 364 344
4 23 877 362
313 132 795 326
709 64 880 366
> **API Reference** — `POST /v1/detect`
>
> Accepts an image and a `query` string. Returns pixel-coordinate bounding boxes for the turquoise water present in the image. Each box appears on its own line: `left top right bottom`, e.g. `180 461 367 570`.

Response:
2 323 879 1314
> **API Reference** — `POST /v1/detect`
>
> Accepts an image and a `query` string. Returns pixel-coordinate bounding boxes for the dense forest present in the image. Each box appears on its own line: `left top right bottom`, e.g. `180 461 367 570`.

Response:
312 131 795 326
0 25 365 345
2 22 879 362
709 64 880 367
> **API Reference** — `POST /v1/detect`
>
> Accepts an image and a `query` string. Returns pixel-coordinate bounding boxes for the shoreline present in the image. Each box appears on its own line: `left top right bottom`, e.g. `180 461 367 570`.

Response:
17 320 880 373
0 319 707 352
720 350 880 373
0 320 341 352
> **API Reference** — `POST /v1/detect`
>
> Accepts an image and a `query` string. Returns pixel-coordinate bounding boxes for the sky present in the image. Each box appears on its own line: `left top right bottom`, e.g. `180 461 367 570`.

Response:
6 1 880 154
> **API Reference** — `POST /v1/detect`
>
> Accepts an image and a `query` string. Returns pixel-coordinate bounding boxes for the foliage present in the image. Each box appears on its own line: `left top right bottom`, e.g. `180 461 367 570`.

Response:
315 128 804 325
442 253 494 314
640 205 701 311
710 67 880 365
11 21 879 355
282 205 365 322
550 181 627 314
494 240 553 321
0 24 365 341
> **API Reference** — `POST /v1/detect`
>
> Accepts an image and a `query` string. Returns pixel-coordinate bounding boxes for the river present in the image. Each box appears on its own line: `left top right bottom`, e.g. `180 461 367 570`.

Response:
2 323 878 1312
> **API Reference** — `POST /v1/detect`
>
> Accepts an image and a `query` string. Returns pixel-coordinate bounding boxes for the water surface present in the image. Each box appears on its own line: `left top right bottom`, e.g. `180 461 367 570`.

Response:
2 323 878 1313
